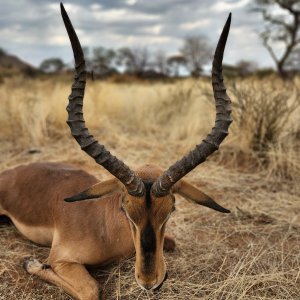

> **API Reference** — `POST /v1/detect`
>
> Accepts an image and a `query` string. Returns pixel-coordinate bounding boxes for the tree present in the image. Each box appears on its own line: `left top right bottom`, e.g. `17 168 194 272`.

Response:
285 48 300 72
0 48 7 57
167 55 187 77
92 47 117 75
82 46 93 71
253 0 300 78
153 50 168 75
117 47 150 75
236 60 258 77
39 58 64 73
180 35 212 77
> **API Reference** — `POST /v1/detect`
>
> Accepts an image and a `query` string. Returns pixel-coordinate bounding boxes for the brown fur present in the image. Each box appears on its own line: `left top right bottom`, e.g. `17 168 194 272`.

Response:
0 162 177 299
0 163 97 227
0 162 227 299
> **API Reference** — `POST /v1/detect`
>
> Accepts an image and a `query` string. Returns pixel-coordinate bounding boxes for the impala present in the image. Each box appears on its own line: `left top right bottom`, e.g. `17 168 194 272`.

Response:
0 4 232 300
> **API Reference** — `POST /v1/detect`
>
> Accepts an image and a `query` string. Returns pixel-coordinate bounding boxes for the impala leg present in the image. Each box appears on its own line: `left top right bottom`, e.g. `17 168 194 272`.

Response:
24 257 101 300
163 234 176 251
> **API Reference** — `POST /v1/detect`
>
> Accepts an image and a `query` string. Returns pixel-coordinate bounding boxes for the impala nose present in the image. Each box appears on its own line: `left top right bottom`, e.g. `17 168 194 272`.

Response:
137 272 168 291
137 278 157 290
143 283 156 290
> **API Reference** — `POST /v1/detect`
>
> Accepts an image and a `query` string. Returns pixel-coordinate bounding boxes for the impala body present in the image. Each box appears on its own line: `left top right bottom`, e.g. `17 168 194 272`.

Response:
0 163 174 266
0 3 232 300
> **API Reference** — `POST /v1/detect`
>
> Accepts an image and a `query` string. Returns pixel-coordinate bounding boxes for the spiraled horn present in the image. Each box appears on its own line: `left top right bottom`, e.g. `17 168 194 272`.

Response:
152 13 232 197
60 3 145 197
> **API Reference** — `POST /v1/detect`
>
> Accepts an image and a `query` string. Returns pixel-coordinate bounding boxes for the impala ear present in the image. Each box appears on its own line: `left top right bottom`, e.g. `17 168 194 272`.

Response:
65 178 122 202
173 180 230 213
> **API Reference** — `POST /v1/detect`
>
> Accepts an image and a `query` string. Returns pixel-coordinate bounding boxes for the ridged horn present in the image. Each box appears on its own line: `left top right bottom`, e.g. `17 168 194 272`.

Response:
152 13 232 197
60 3 145 197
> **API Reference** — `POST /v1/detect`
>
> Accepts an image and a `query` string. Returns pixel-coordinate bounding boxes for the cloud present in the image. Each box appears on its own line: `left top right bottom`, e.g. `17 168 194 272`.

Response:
91 8 159 23
126 0 138 5
180 19 211 30
0 0 274 68
211 0 251 12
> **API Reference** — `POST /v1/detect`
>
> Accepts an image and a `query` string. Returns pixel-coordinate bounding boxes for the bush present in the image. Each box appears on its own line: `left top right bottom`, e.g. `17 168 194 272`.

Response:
229 78 300 179
230 79 299 153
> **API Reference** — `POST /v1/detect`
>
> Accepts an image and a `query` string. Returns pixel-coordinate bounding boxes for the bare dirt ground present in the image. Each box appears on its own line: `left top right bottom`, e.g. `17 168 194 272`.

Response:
0 77 299 299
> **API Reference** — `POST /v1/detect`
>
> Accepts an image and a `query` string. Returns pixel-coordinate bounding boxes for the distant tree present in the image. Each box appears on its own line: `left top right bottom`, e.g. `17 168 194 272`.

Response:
153 50 168 75
284 49 300 72
92 47 117 75
22 66 40 78
117 47 149 75
252 0 300 78
39 58 64 73
0 48 7 57
180 35 212 77
236 60 258 77
82 46 93 71
167 55 187 77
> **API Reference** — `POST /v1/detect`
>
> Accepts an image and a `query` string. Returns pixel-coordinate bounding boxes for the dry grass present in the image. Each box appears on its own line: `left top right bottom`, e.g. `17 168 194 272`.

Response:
0 75 299 299
228 77 300 180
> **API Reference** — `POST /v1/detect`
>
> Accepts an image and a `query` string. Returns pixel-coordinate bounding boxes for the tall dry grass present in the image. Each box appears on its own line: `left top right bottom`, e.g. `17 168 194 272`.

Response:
0 77 214 146
0 75 299 299
0 75 298 179
228 77 300 181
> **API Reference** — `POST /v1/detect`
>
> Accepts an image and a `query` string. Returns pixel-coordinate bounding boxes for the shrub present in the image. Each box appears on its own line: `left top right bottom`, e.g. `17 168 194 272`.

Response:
229 78 300 179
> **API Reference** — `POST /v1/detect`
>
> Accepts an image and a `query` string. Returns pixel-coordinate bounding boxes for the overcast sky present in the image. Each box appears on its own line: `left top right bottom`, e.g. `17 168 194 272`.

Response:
0 0 283 69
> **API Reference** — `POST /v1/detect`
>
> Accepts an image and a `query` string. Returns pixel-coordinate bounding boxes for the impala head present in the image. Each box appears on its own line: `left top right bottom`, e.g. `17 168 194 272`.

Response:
61 3 232 291
121 165 173 290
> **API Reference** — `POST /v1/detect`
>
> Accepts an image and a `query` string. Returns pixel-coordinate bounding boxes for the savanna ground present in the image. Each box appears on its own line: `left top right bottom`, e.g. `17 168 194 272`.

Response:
0 75 299 299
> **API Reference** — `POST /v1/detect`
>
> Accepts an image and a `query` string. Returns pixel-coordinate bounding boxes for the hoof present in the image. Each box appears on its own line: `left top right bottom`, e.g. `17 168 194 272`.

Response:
23 257 44 274
163 235 176 252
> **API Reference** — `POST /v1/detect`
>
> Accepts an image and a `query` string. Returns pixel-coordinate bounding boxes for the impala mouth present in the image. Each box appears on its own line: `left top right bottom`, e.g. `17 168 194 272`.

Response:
153 271 168 291
136 271 168 291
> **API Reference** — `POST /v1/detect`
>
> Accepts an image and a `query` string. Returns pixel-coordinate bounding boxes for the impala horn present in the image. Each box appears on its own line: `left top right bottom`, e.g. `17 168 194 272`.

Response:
152 14 232 197
61 3 145 197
